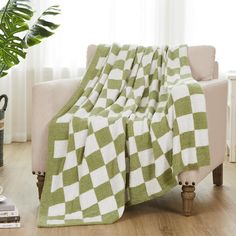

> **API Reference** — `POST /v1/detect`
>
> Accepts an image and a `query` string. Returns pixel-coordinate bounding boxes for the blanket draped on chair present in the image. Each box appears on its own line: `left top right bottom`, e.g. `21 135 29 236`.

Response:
38 44 210 227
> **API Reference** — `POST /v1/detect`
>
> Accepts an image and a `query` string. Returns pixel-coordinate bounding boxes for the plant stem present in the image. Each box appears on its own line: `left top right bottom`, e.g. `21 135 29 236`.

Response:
0 65 5 78
1 0 11 25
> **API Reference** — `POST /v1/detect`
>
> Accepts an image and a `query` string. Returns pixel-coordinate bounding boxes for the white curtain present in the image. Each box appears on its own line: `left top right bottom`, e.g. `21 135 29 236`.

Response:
185 0 236 73
39 0 186 68
0 0 187 143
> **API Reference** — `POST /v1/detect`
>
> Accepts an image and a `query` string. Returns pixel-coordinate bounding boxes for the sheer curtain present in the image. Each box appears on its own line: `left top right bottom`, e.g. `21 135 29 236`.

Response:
185 0 236 73
0 0 186 143
39 0 186 68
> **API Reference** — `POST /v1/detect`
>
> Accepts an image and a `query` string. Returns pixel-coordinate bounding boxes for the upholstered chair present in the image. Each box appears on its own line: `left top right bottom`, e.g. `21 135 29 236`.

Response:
32 45 227 216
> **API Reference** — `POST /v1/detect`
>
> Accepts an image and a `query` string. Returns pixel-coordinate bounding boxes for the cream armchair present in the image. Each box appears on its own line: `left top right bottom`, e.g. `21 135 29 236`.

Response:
32 45 227 216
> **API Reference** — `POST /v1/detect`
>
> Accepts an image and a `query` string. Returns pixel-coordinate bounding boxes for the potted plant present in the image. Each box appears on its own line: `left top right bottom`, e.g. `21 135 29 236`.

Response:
0 0 60 166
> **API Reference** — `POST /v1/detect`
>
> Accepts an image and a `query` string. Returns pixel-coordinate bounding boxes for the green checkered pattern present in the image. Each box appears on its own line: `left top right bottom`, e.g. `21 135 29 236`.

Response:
38 44 210 227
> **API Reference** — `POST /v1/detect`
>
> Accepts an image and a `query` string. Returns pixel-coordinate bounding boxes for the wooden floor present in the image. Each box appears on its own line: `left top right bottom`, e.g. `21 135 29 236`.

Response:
0 143 236 236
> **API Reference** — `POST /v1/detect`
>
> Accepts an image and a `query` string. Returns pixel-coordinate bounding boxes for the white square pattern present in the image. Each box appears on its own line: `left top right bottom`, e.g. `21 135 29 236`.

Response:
179 46 186 57
126 98 135 107
137 68 144 79
145 179 162 196
171 84 189 101
173 135 181 155
109 69 123 80
63 183 79 202
181 148 197 165
124 58 133 70
190 94 206 113
101 142 117 164
142 52 153 67
135 86 145 98
110 173 124 195
98 196 118 215
74 130 88 150
140 97 148 107
89 91 99 105
107 53 116 65
99 74 108 85
117 206 125 217
96 57 106 70
90 166 109 188
65 211 82 220
118 50 128 60
180 65 191 75
166 105 174 129
158 131 173 153
133 119 149 136
117 152 126 172
84 134 99 156
138 149 155 167
150 60 157 74
195 129 209 147
129 168 144 187
75 95 88 107
168 74 180 84
177 114 194 134
128 137 138 155
47 220 65 225
155 155 170 176
95 98 107 108
83 216 102 223
78 159 90 179
109 119 124 140
48 203 65 217
54 140 68 159
80 189 97 210
131 64 139 77
168 57 180 69
51 173 63 192
74 108 88 119
137 52 143 62
90 117 108 132
107 88 120 101
63 151 77 171
56 113 73 124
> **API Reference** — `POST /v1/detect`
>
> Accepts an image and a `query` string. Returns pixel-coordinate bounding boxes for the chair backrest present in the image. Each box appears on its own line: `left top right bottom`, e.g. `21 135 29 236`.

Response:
87 45 218 81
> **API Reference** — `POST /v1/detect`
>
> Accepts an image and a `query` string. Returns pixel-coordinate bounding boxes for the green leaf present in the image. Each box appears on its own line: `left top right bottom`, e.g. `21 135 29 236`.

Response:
24 5 61 47
37 19 59 30
0 62 8 78
0 1 60 78
42 5 61 16
0 23 26 67
0 0 34 24
0 0 32 77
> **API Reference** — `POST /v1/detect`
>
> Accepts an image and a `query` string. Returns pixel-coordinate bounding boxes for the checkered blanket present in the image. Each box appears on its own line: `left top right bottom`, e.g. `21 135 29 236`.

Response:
38 44 210 227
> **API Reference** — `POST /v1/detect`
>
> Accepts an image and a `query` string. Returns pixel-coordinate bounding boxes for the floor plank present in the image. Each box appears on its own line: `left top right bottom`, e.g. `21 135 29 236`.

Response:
0 143 236 236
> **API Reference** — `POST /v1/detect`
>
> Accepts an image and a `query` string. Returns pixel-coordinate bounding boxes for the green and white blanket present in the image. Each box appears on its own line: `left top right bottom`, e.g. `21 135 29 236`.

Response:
38 44 210 227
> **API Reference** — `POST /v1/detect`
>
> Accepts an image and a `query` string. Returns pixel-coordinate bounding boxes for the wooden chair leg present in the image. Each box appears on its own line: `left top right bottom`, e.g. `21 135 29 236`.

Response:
212 164 223 186
181 185 196 216
36 174 45 200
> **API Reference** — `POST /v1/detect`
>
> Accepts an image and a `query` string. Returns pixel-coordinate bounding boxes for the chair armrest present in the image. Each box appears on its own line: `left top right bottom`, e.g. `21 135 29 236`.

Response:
32 78 81 173
199 78 227 89
201 79 228 167
178 79 228 184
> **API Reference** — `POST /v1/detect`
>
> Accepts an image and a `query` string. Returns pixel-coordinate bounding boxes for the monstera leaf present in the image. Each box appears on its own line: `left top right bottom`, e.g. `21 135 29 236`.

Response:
0 28 26 76
0 0 33 24
24 6 60 47
0 0 60 78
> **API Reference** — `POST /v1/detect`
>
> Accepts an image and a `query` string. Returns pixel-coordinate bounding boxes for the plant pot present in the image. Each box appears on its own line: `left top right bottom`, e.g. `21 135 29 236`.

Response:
0 95 8 167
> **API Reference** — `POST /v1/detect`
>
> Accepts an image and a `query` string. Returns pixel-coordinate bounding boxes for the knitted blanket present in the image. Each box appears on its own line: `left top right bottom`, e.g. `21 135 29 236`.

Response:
38 44 210 227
